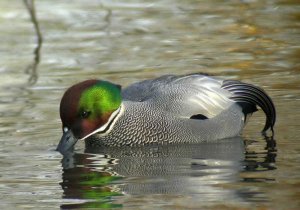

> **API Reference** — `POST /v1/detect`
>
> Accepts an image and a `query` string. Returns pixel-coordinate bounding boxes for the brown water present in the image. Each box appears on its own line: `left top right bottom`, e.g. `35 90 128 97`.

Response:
0 0 299 209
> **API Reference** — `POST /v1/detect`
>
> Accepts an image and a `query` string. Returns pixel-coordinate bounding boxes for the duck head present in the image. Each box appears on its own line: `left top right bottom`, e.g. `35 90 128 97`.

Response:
56 80 122 154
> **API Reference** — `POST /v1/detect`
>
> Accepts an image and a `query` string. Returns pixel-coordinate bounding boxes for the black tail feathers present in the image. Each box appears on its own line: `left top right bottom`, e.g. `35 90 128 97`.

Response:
222 80 276 135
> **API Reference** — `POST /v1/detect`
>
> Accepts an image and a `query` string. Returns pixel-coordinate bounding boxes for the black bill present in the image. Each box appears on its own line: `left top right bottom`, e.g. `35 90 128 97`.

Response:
56 130 78 155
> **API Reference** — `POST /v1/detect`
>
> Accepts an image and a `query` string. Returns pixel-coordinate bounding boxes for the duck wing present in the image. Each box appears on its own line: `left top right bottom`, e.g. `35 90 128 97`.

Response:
122 74 233 119
122 74 276 133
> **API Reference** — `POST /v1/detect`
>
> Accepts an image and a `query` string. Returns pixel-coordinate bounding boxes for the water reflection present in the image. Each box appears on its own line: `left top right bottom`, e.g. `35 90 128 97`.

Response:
60 158 123 209
244 136 277 173
59 137 277 208
23 0 43 85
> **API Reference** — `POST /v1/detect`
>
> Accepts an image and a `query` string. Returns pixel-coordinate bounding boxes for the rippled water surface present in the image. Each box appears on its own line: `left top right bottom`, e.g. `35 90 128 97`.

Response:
0 0 299 209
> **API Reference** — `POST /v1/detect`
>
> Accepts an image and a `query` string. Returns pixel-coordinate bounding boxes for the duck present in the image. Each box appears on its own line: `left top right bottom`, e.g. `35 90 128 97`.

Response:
56 73 276 154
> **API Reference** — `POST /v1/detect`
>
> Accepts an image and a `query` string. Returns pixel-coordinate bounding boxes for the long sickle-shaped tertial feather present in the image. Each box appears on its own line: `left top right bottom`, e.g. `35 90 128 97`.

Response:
222 80 276 135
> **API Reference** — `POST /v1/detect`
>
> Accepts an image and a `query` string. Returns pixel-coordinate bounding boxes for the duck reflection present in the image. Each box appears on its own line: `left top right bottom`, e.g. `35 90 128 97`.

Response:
243 136 277 179
59 137 276 208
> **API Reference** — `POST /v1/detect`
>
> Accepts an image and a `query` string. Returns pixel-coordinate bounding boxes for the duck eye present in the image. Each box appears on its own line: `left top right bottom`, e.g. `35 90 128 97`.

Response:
80 110 90 118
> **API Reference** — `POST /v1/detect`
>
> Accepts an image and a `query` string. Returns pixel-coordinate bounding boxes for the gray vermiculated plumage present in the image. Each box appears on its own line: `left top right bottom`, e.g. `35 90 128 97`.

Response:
86 74 275 147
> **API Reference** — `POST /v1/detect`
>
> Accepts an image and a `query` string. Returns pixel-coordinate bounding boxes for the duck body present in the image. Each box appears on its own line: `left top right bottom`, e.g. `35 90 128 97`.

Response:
57 74 276 153
86 101 244 147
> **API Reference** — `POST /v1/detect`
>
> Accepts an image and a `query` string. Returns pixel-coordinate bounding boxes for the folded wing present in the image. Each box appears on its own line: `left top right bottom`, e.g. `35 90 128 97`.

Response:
122 74 276 134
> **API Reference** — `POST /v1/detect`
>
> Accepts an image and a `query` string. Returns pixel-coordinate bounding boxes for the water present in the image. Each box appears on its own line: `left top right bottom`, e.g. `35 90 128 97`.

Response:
0 0 299 209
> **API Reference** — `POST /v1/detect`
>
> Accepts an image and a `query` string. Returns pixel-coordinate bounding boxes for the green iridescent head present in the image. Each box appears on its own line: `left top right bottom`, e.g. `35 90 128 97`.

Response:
57 80 122 154
78 81 121 120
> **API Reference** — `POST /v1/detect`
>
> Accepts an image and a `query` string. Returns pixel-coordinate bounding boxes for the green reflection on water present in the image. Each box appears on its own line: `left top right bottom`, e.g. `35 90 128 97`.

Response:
61 169 124 209
81 172 123 186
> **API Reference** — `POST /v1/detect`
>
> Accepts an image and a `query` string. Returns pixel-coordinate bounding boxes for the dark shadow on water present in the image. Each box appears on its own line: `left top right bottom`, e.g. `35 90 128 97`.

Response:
244 136 277 171
23 0 43 85
59 136 277 209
